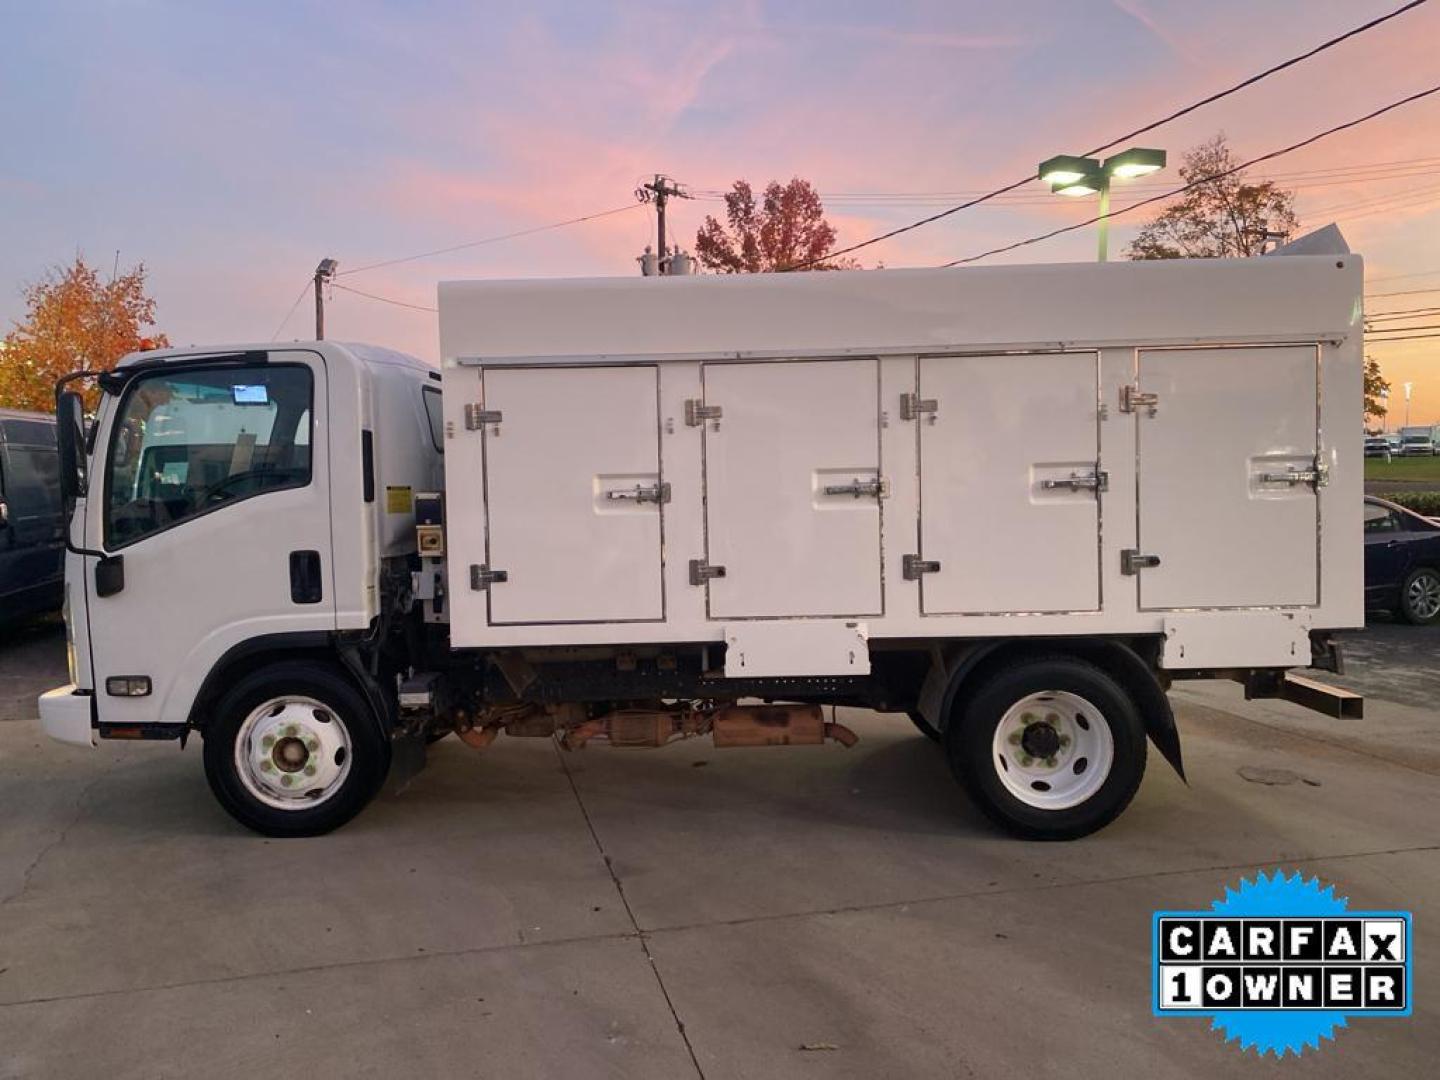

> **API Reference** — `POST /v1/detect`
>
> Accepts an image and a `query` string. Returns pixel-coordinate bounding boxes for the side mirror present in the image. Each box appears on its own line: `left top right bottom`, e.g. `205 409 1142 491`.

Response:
56 390 88 504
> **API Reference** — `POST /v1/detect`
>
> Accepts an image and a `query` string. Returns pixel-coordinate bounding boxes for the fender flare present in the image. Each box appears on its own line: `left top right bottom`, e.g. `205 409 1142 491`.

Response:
926 637 1184 782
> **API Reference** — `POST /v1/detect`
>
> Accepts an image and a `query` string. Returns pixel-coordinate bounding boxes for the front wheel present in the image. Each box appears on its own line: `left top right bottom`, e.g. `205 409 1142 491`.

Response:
203 661 390 837
1400 567 1440 625
946 657 1147 840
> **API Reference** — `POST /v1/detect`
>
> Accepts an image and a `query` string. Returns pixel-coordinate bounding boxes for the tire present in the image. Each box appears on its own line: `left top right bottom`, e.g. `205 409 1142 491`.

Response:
945 656 1147 840
202 661 390 837
907 709 942 742
1399 566 1440 625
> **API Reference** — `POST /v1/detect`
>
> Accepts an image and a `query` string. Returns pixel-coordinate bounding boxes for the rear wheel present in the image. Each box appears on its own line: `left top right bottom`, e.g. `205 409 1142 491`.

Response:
1399 567 1440 625
946 657 1147 840
202 661 390 837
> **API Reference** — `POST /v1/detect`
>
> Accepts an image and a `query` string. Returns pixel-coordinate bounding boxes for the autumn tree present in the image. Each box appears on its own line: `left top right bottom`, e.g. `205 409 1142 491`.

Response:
695 178 859 272
0 255 168 412
1128 135 1299 260
1365 355 1391 422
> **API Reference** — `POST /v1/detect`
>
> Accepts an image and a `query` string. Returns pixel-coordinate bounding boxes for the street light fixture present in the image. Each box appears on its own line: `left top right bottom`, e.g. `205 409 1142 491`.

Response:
1037 147 1167 262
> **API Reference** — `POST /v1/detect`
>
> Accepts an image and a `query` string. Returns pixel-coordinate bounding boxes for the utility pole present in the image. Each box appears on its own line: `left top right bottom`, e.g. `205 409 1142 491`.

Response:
314 258 338 339
636 175 690 273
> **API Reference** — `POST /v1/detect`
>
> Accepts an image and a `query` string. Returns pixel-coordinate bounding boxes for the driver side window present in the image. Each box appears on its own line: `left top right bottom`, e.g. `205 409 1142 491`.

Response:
105 364 313 548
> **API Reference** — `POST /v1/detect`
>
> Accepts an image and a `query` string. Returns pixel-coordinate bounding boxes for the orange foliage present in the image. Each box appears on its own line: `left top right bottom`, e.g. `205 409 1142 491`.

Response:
0 256 169 412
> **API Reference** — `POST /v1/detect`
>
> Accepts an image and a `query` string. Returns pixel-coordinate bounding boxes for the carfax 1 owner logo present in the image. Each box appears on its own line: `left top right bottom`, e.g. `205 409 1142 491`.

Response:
1152 870 1412 1056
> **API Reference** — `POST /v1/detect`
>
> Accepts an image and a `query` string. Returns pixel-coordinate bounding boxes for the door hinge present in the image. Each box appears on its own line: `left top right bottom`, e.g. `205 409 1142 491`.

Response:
606 481 672 505
684 400 723 427
902 554 941 580
1119 384 1158 417
470 564 508 590
464 404 503 430
899 392 938 422
1259 461 1329 488
1041 468 1108 493
1120 549 1161 575
689 559 726 585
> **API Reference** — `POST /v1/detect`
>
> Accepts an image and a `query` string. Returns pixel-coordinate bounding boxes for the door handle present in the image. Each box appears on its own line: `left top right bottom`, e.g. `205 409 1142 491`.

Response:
605 482 671 505
822 478 889 499
289 550 323 604
1041 470 1108 493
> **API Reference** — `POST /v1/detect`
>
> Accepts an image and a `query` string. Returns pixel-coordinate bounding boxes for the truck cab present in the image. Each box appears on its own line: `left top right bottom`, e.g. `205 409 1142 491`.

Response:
40 343 441 755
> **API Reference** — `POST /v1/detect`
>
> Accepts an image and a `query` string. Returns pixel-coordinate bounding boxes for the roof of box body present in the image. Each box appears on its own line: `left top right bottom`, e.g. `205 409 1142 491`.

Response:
439 256 1364 366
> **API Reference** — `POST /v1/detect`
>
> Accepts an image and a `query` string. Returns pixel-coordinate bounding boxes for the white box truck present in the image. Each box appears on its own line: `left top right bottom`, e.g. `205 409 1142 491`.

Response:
39 255 1364 839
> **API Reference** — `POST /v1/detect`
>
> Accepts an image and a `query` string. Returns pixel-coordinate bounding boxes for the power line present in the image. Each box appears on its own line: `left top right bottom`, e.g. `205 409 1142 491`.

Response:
1368 286 1440 298
1366 331 1440 342
784 0 1432 269
1367 323 1440 333
331 282 438 313
698 158 1440 206
943 83 1440 266
338 203 645 277
270 279 313 341
1369 266 1440 282
1367 306 1440 319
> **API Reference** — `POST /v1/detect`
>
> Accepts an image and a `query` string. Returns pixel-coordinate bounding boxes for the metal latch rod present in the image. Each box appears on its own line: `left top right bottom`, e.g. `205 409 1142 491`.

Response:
899 393 938 422
822 477 889 499
1259 465 1329 487
1041 470 1108 492
606 482 672 505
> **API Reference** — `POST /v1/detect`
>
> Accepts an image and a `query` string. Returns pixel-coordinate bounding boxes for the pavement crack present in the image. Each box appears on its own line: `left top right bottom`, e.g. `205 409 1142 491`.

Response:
554 742 707 1080
1 774 103 907
643 842 1440 938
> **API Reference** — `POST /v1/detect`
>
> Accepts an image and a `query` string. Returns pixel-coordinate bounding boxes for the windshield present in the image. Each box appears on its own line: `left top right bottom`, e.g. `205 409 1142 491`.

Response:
104 364 313 547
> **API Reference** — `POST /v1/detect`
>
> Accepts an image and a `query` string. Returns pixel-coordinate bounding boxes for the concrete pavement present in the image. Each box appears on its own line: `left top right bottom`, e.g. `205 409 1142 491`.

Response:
0 621 1436 1078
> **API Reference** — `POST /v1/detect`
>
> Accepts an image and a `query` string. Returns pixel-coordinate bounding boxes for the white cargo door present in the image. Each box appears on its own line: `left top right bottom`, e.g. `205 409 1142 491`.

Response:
1137 345 1319 609
481 365 664 624
918 352 1102 614
703 359 882 618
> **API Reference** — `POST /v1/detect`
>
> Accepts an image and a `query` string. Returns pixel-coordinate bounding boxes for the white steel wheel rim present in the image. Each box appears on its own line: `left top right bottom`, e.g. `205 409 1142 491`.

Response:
1407 571 1440 620
234 695 353 811
991 691 1114 811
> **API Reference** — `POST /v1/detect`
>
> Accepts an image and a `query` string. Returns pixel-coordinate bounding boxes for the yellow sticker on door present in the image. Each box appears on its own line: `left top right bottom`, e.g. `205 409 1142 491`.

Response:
385 486 414 514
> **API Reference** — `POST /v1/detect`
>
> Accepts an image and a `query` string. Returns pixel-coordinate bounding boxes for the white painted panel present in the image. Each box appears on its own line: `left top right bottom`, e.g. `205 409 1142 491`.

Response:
483 366 663 624
723 621 871 677
919 352 1101 614
704 359 882 618
1138 346 1318 609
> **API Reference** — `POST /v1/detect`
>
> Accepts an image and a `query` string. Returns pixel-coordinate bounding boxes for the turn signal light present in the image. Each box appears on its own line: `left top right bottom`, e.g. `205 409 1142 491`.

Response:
105 676 152 697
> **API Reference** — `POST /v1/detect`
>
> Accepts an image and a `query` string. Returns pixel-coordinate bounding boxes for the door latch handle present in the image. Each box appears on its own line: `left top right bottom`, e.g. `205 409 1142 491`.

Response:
822 478 889 499
1259 466 1328 487
605 482 671 505
1041 470 1108 493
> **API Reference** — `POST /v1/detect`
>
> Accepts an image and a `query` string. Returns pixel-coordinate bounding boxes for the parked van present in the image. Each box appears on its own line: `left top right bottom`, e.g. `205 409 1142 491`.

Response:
0 409 64 624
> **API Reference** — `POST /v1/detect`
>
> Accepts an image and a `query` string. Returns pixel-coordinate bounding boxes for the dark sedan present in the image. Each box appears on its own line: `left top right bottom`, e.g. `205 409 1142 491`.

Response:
1365 496 1440 624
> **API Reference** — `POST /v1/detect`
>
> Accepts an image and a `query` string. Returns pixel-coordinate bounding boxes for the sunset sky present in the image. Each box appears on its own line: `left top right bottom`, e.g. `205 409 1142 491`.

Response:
2 0 1438 422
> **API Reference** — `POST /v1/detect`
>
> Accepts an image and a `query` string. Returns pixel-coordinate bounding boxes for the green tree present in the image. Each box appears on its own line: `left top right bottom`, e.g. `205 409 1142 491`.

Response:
1128 135 1299 260
1364 355 1391 422
695 178 859 272
1 255 168 412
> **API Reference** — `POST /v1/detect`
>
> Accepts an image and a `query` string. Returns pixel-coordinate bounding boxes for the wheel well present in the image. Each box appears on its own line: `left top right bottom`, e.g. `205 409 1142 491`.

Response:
936 637 1183 781
187 639 382 734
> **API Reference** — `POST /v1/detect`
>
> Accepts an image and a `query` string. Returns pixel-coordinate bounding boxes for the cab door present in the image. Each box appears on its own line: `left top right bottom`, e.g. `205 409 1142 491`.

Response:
85 353 334 726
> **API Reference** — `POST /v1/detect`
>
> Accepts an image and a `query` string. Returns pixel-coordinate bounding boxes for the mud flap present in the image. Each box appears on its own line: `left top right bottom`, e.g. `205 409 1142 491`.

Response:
384 729 428 796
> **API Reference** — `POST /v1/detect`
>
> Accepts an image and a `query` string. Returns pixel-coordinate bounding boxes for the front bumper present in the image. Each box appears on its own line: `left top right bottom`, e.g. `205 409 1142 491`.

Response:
39 685 96 748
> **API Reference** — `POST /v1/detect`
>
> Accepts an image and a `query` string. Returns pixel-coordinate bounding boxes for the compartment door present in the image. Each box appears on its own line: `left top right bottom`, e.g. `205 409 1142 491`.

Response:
703 359 882 618
482 365 664 625
1137 345 1319 610
918 352 1102 615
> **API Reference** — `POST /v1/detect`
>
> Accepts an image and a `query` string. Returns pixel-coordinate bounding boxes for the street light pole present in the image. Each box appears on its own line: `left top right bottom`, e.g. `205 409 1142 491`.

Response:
314 258 338 340
1039 148 1165 264
1096 181 1111 263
